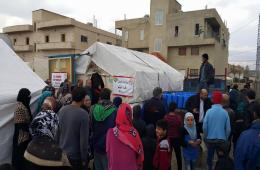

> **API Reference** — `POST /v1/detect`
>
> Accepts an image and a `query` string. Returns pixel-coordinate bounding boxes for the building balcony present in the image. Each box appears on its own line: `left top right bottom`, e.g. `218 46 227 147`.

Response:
37 42 75 51
14 45 33 52
3 25 33 33
168 37 216 47
37 18 74 30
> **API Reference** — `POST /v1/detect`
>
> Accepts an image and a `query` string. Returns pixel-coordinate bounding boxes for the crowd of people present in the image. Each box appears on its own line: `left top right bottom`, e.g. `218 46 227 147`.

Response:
1 71 260 170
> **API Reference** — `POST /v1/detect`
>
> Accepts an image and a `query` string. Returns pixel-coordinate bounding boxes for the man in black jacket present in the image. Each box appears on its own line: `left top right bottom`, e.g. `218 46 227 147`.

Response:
143 87 166 126
199 53 215 90
185 89 212 133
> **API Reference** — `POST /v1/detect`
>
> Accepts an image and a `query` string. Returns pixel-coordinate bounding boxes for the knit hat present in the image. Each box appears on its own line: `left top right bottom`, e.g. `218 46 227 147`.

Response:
212 91 222 104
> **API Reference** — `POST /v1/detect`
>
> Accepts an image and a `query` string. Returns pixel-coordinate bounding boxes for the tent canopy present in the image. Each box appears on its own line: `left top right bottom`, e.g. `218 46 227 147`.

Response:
0 39 46 164
76 42 184 103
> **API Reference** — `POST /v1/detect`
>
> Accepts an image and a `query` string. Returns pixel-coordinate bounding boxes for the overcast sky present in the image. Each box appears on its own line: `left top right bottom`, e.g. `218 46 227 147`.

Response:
0 0 259 69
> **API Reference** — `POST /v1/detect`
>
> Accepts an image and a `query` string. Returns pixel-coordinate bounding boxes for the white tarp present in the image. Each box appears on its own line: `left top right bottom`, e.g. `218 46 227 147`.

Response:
76 42 184 103
0 40 46 164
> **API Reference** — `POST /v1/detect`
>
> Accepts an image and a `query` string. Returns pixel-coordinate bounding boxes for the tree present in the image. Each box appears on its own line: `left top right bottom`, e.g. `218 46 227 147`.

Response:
229 64 237 77
244 65 250 78
236 65 244 79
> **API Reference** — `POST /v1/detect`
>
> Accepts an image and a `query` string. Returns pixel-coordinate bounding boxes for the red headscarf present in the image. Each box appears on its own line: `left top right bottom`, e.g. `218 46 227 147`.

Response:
113 103 144 169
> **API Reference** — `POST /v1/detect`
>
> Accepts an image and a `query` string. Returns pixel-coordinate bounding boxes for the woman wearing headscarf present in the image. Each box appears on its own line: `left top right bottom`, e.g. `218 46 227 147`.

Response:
36 91 52 114
106 103 144 170
12 88 32 170
24 97 71 170
91 73 104 105
81 94 92 113
57 84 72 111
81 94 94 166
180 112 201 170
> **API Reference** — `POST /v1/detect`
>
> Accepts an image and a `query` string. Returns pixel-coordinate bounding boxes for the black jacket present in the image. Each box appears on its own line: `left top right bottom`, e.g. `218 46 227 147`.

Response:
143 97 166 126
185 94 212 123
199 61 215 85
133 118 146 138
142 136 156 170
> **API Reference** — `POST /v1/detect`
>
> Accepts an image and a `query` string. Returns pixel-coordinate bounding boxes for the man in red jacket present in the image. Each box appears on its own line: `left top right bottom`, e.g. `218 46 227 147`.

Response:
164 102 182 170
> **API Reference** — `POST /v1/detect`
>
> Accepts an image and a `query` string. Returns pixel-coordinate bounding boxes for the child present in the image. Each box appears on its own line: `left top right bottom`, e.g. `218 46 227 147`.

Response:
164 102 182 170
181 112 201 170
153 119 172 170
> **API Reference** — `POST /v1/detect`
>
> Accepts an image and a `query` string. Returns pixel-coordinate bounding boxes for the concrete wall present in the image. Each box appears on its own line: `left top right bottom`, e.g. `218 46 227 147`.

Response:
37 27 75 44
149 0 169 57
117 18 150 49
168 45 215 72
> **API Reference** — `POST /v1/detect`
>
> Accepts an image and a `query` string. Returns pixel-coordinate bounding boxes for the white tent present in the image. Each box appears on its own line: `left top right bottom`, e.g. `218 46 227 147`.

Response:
0 40 46 164
76 42 184 103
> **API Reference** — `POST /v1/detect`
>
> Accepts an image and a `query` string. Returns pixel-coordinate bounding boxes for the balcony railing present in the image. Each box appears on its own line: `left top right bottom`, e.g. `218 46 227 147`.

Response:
37 42 75 51
14 45 33 52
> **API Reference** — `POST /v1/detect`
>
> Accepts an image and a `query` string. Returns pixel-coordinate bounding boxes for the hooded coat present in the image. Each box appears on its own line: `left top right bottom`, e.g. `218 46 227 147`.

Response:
91 100 117 154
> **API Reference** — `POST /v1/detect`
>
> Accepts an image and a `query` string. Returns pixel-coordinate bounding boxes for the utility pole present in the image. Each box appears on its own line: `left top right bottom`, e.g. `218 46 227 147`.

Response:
256 14 260 96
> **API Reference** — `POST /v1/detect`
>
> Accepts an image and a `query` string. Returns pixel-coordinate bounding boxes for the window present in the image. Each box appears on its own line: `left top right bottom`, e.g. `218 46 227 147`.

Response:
124 31 128 41
33 22 36 32
191 46 199 55
45 35 49 43
13 38 16 45
155 10 164 25
61 34 66 42
154 38 162 52
175 26 179 37
140 30 144 41
34 43 37 52
81 35 88 43
178 47 186 55
107 42 112 45
190 69 199 76
26 37 29 45
195 24 200 35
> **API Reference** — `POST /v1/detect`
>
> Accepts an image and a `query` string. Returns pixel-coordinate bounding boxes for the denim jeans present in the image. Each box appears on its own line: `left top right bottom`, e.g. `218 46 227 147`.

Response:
94 152 108 170
199 81 209 91
184 159 196 170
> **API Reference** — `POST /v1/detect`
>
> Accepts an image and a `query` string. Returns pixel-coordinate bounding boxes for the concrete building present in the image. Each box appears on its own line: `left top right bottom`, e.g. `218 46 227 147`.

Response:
3 9 120 80
116 0 229 77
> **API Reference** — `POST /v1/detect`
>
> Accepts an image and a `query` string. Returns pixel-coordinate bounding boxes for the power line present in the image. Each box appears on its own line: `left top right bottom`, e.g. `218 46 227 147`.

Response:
231 17 258 35
229 60 256 61
229 50 256 58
